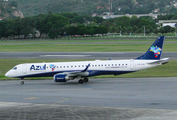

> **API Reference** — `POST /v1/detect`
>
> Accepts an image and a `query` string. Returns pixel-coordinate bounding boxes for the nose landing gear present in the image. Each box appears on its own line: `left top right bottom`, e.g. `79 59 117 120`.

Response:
21 81 24 85
20 78 24 85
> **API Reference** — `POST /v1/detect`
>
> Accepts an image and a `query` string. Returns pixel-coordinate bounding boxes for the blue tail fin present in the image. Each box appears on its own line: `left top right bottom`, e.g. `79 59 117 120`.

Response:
136 36 165 60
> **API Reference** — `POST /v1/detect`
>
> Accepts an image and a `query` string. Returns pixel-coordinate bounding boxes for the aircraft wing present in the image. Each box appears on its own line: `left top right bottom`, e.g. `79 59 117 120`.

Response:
58 63 90 77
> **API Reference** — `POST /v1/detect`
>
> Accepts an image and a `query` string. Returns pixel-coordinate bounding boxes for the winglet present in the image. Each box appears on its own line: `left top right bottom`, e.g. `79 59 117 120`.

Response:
81 63 90 72
136 36 165 60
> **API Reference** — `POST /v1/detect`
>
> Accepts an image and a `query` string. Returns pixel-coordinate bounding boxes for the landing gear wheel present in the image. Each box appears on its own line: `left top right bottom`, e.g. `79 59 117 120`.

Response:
21 81 24 85
78 79 84 84
84 77 89 82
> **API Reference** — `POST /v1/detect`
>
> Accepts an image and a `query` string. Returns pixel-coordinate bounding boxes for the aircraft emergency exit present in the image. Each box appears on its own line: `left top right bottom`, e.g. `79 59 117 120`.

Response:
5 36 169 84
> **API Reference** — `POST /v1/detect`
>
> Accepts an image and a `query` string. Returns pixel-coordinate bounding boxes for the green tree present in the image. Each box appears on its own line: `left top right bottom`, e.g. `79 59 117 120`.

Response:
93 16 104 24
96 26 108 34
65 25 79 35
86 27 95 36
10 1 18 7
45 14 69 38
100 18 114 31
48 28 59 39
5 20 17 38
34 14 48 37
0 20 7 38
154 29 159 34
163 26 175 33
70 16 84 24
108 26 117 33
20 17 34 38
159 27 165 34
114 16 131 28
59 13 78 19
13 18 23 38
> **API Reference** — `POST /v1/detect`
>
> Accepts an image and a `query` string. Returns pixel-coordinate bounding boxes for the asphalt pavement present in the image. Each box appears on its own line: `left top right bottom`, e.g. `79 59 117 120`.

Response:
1 77 177 119
0 52 176 60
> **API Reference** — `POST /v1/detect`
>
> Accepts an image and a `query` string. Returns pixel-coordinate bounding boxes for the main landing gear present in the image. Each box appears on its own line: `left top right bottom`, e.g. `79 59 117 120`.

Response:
78 77 89 84
20 78 24 85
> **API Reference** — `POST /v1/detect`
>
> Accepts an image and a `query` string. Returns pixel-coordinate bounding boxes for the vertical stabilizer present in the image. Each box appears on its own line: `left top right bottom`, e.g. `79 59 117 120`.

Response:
136 36 165 60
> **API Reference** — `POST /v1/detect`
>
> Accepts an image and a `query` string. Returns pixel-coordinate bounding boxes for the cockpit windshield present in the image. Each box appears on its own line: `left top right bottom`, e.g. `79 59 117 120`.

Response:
12 67 17 70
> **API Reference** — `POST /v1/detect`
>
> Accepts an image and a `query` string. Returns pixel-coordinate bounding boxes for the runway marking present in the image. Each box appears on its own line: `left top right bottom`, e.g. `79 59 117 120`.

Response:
40 55 90 57
51 98 69 105
24 97 39 100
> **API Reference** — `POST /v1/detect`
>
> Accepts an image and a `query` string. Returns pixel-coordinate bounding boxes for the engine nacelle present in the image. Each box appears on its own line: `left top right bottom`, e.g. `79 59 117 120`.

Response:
54 74 69 82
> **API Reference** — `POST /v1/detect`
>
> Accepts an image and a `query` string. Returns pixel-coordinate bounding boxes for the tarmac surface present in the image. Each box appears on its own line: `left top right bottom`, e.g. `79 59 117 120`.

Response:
1 77 177 119
1 50 177 119
0 52 177 60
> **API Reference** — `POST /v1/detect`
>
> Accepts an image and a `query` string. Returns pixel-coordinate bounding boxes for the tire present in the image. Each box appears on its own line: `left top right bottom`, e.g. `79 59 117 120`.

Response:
21 81 24 85
78 79 84 84
84 77 89 82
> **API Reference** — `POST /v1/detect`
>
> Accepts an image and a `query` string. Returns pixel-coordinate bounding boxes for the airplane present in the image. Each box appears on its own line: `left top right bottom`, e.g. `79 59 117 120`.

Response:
5 36 169 85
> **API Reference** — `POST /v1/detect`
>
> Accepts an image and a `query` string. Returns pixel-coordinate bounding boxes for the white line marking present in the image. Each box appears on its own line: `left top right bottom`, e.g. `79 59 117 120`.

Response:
40 55 90 57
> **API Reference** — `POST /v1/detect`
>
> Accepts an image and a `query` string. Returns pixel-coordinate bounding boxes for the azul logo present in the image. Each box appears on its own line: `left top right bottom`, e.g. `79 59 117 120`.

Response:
30 64 46 71
49 64 56 71
150 46 162 58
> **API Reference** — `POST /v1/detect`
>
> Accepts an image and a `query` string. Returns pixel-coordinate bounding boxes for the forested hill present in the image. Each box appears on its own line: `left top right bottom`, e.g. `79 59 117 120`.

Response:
14 0 177 17
0 1 24 19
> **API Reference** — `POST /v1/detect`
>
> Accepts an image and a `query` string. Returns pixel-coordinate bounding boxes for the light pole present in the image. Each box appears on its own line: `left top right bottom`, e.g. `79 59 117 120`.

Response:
144 25 145 36
119 26 122 36
175 23 177 36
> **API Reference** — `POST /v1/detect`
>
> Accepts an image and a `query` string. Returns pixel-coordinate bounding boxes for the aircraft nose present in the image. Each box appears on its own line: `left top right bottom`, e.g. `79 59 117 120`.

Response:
5 71 10 77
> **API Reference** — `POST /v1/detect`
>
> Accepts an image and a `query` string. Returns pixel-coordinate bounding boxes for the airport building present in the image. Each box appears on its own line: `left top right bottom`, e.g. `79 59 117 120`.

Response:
102 13 162 19
159 20 177 27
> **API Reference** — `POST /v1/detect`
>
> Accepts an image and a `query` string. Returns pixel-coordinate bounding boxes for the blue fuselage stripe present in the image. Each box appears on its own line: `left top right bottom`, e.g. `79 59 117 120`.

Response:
16 70 134 78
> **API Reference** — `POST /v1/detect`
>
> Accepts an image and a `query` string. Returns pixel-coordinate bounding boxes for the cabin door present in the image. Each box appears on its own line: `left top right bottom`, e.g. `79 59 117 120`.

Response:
22 64 27 74
130 60 134 70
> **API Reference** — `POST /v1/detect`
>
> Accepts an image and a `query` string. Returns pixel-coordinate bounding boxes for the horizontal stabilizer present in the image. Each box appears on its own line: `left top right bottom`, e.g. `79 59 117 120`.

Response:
147 58 169 65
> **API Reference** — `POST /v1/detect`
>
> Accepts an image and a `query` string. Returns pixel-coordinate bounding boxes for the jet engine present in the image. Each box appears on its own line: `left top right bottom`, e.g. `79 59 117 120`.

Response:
54 74 69 82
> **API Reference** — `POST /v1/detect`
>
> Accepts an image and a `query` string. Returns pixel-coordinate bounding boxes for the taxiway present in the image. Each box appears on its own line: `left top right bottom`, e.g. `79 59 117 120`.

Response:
0 52 177 60
1 77 177 119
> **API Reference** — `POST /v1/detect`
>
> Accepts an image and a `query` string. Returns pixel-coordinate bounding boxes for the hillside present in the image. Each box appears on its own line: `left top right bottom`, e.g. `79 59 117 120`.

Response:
0 1 24 19
8 0 177 16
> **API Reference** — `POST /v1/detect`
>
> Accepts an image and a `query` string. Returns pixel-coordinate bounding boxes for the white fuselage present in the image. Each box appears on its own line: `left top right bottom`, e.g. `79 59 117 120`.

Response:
5 59 161 78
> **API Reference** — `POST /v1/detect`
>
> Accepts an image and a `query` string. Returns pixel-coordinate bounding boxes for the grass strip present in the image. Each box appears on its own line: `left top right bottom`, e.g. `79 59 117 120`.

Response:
0 43 176 52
